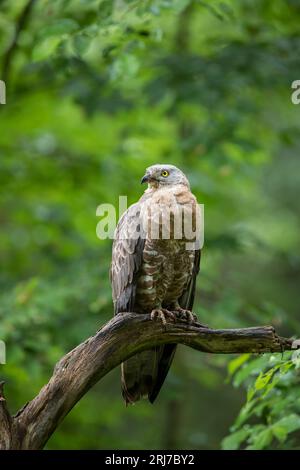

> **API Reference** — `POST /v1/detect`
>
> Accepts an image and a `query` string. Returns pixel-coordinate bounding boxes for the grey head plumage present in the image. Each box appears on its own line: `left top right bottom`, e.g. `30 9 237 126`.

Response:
141 164 190 188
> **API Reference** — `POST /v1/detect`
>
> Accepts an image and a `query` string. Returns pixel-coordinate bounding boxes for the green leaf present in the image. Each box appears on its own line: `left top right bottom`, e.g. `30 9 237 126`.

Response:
110 54 140 81
272 425 288 443
234 400 257 428
99 0 114 20
246 428 273 450
254 369 275 391
32 37 62 61
228 353 250 377
279 361 294 374
232 355 270 387
246 385 255 402
272 414 300 443
221 427 250 450
39 19 79 39
73 34 92 56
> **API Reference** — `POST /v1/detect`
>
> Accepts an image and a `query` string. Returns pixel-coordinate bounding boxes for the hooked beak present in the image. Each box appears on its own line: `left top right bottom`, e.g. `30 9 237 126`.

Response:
141 173 150 184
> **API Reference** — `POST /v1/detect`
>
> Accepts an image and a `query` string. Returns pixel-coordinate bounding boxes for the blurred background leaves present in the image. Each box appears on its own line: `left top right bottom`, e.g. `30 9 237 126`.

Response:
0 0 300 449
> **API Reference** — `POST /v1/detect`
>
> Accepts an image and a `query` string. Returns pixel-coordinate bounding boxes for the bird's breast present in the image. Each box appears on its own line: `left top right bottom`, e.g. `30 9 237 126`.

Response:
139 186 198 243
134 238 194 312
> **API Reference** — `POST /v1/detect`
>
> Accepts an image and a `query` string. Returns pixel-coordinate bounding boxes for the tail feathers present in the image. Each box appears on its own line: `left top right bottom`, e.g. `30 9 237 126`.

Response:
148 344 176 403
121 345 176 404
121 349 157 405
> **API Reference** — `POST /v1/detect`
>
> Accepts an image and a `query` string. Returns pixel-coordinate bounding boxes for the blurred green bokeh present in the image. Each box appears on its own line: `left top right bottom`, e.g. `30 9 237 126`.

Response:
1 0 300 449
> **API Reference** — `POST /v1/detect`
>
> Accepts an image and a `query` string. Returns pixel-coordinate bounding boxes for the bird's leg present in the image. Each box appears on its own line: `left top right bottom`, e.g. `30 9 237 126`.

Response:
150 307 176 325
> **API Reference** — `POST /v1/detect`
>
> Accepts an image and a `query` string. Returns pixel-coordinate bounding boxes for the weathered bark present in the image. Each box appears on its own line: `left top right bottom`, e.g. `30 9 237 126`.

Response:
0 312 296 449
0 381 12 449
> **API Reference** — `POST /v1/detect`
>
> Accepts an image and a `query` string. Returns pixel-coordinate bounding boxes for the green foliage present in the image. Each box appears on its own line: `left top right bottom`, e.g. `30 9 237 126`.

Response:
223 352 300 449
1 0 300 449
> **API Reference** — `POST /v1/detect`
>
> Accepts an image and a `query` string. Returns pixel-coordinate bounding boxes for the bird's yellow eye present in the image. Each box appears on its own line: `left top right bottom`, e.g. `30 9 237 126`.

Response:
161 170 169 177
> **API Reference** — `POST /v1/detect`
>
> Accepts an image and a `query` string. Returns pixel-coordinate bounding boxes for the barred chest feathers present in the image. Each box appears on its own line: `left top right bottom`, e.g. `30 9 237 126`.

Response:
135 185 196 313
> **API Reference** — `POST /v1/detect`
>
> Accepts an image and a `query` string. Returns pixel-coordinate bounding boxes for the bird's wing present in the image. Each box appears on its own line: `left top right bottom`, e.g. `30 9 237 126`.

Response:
110 202 145 314
178 248 201 311
111 201 159 405
148 248 201 404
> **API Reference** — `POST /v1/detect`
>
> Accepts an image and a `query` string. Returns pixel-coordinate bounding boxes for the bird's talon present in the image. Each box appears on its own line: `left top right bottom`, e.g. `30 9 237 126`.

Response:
186 311 195 323
162 309 176 321
174 308 200 324
150 308 175 325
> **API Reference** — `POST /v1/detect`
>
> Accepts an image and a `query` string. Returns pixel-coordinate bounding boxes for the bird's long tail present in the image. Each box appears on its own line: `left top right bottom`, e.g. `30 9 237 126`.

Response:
121 345 176 404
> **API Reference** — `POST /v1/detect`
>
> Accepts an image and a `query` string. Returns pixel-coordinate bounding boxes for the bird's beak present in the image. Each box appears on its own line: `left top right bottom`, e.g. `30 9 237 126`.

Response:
141 174 150 184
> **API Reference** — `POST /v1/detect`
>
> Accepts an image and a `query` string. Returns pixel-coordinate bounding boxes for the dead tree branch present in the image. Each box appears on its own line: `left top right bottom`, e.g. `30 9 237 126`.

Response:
0 312 296 449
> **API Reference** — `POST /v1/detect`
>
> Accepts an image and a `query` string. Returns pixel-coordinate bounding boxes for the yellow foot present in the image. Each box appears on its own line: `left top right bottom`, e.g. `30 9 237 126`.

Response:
150 308 176 325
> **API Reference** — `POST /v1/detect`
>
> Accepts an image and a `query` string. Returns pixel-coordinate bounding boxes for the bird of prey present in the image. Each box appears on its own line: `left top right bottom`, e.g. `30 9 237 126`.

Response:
110 164 202 404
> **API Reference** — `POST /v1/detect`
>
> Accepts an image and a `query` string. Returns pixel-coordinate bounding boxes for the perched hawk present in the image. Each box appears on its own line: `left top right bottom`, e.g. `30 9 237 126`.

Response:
110 164 202 404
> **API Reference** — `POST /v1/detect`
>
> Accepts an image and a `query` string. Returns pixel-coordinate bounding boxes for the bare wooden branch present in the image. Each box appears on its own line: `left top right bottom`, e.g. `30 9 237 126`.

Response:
0 312 296 449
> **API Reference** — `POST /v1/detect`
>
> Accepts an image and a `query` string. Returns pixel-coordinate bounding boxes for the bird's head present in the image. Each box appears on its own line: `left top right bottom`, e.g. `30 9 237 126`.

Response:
141 164 190 189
